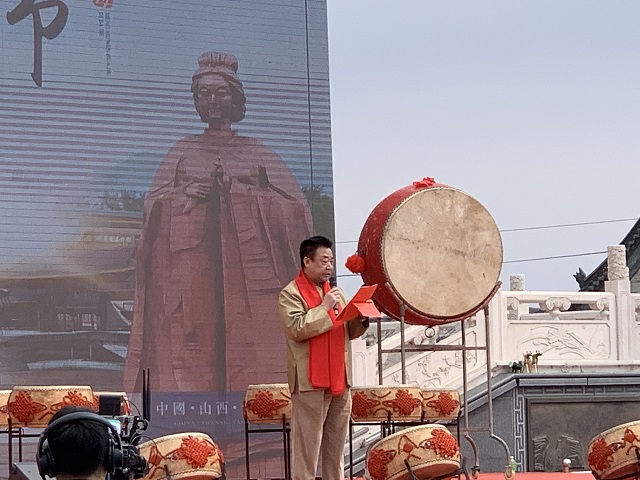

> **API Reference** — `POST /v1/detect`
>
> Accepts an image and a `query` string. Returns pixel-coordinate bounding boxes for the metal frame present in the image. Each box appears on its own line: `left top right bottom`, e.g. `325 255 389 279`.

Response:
244 414 291 480
368 283 513 479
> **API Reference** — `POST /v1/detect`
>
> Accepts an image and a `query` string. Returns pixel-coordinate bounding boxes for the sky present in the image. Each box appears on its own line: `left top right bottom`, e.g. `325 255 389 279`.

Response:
325 0 640 298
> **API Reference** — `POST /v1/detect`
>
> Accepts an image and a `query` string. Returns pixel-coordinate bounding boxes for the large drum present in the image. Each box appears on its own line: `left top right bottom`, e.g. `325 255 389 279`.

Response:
353 179 502 325
138 432 224 480
588 421 640 480
365 424 460 480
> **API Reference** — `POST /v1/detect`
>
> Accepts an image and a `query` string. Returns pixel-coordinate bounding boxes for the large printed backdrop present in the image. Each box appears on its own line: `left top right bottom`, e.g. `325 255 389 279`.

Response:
0 0 334 460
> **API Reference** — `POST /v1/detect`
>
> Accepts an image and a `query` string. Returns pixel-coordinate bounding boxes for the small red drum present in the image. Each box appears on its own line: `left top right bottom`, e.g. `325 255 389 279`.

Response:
139 433 224 480
420 389 461 422
356 180 502 325
588 421 640 480
0 390 11 428
243 383 291 424
92 391 132 415
7 385 94 427
366 424 460 480
351 385 422 422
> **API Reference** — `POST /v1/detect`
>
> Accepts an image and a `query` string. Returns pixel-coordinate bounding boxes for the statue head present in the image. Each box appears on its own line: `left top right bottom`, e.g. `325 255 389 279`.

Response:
191 52 247 127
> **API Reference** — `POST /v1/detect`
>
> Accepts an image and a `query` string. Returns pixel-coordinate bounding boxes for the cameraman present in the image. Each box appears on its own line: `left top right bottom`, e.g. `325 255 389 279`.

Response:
38 406 113 480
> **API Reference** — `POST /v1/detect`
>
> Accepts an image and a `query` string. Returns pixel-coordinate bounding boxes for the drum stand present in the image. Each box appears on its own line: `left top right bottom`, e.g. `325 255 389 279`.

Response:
374 282 514 480
244 414 291 480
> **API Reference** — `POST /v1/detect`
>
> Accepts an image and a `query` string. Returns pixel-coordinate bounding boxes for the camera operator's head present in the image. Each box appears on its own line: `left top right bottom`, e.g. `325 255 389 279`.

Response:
37 406 114 480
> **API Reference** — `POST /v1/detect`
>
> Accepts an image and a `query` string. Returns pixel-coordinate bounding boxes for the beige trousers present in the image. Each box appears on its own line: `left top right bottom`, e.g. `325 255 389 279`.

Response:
291 388 351 480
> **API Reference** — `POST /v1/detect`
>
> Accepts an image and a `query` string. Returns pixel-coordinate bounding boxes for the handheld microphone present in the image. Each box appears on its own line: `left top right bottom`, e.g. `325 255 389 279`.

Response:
329 276 339 313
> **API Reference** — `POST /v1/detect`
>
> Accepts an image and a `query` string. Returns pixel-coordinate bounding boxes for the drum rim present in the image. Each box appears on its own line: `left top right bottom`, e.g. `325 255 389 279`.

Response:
379 186 503 319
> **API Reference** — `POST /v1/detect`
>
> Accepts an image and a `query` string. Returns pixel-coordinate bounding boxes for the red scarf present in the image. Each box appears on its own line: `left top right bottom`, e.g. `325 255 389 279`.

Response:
294 271 346 396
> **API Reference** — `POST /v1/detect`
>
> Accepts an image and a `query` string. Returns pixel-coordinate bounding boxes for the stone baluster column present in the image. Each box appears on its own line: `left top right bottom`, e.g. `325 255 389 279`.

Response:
605 245 632 360
509 274 530 319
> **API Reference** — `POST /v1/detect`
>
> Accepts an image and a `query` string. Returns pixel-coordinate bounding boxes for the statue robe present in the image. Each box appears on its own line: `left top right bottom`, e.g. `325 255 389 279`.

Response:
123 128 312 392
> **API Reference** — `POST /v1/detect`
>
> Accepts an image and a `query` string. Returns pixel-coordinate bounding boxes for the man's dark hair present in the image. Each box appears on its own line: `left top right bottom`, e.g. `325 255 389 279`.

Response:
46 406 111 477
299 235 333 268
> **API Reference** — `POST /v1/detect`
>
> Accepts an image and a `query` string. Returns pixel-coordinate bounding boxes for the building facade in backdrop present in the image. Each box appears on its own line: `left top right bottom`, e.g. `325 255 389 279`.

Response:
0 0 334 473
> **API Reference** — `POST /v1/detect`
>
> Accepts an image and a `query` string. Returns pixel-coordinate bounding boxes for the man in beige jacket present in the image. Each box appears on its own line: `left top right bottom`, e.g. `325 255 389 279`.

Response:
279 235 368 480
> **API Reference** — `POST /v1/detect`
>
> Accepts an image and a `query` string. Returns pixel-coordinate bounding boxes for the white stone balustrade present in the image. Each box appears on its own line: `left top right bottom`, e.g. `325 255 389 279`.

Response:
351 246 640 389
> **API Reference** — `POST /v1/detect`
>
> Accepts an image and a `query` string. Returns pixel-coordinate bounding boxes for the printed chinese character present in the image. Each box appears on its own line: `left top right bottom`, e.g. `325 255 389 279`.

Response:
155 402 168 417
6 0 69 86
216 401 228 416
173 402 186 416
199 401 212 416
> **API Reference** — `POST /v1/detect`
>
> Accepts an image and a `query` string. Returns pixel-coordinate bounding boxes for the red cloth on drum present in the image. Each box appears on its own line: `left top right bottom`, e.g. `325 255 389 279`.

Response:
294 271 346 396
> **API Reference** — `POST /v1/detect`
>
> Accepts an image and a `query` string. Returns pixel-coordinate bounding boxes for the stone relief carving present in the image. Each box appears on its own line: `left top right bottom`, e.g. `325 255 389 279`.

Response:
532 434 583 471
520 325 609 359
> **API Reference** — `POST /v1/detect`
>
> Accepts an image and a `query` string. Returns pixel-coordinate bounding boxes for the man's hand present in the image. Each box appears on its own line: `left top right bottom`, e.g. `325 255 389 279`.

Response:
322 288 341 311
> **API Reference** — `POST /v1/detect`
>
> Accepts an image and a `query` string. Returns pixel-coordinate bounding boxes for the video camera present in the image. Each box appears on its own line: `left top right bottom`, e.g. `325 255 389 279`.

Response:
97 393 150 480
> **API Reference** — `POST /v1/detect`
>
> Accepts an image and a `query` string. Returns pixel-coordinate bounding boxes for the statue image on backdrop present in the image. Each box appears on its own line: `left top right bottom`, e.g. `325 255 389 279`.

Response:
124 52 313 393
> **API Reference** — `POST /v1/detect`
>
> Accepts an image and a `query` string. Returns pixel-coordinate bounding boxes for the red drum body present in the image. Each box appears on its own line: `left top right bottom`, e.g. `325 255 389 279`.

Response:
358 183 502 325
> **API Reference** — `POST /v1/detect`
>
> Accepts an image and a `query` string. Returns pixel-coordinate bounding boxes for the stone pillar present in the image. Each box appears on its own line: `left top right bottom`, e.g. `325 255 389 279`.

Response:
510 274 526 291
605 246 632 360
509 274 529 319
608 245 629 280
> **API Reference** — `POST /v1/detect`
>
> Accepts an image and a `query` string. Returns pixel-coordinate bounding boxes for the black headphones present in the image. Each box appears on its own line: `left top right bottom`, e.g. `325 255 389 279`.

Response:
36 411 147 480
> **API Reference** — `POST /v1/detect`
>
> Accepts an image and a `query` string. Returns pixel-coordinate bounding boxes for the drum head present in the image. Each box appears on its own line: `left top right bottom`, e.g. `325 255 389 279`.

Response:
381 187 502 318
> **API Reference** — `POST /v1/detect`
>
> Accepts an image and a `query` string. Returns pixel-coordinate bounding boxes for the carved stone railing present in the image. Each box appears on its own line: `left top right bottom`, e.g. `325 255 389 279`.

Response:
489 291 620 370
352 288 639 388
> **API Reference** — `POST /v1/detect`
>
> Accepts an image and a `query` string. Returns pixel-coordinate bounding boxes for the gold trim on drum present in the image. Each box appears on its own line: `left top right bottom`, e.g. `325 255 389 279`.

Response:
366 424 460 480
351 385 422 422
588 421 640 480
243 383 291 424
139 432 224 480
379 186 503 319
